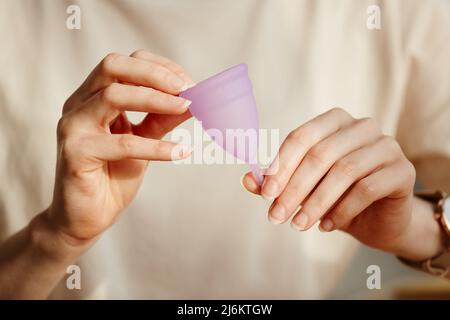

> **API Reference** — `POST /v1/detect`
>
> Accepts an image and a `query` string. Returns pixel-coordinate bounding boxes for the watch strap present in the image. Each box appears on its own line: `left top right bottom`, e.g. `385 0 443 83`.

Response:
398 190 450 277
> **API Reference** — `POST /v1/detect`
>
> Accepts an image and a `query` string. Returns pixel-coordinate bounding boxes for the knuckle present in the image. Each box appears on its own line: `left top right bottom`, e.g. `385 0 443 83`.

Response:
62 96 75 114
100 53 120 74
153 140 168 155
330 107 349 118
61 135 84 161
161 68 175 85
381 135 402 154
381 134 397 147
146 63 172 84
143 87 158 102
100 83 119 106
356 179 377 198
403 160 417 184
356 117 379 133
146 63 163 77
56 115 73 140
329 107 355 122
163 60 184 74
272 161 288 180
334 158 358 178
56 116 68 137
307 143 330 165
117 134 135 155
66 163 93 185
130 49 147 59
286 128 301 142
286 127 311 149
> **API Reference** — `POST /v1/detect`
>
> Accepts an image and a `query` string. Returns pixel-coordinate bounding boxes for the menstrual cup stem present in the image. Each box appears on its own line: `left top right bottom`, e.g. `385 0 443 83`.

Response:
250 164 264 186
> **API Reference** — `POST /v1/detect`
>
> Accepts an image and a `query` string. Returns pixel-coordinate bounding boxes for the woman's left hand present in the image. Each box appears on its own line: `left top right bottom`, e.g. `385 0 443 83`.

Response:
242 108 418 253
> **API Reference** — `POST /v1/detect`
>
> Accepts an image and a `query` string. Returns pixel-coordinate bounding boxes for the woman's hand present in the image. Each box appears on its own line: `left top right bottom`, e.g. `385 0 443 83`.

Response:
0 51 197 298
242 108 424 255
46 50 195 245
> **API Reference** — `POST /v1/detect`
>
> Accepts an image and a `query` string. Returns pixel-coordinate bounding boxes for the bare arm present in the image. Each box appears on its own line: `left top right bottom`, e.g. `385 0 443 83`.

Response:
0 211 90 299
0 50 195 298
242 108 450 278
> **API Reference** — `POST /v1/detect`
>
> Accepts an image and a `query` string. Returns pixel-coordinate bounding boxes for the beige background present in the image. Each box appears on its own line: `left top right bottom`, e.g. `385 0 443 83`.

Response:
0 0 449 298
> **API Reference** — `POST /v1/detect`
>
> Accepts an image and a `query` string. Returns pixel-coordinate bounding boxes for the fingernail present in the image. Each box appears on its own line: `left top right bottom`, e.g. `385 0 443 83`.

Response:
182 99 192 109
268 215 282 225
177 145 192 158
239 174 246 190
269 204 285 223
171 76 187 91
291 213 308 231
177 81 195 93
319 219 334 232
179 82 196 92
262 179 278 201
261 195 275 202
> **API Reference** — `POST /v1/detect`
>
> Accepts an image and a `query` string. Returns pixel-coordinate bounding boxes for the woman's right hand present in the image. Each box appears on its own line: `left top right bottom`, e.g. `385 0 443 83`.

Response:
44 50 195 247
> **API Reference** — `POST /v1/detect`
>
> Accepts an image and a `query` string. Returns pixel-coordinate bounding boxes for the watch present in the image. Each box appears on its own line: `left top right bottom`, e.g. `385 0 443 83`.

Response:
399 190 450 277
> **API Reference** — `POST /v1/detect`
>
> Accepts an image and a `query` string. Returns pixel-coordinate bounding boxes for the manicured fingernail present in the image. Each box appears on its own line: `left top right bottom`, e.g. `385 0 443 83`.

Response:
262 179 278 201
239 174 246 190
171 76 187 91
179 82 196 92
319 219 334 232
182 99 192 109
262 195 275 202
178 145 192 158
291 213 309 231
177 82 196 92
268 215 282 225
269 204 285 223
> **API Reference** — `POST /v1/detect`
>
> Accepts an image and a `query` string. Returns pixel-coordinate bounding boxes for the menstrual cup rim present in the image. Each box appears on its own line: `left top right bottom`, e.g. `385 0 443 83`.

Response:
187 63 248 94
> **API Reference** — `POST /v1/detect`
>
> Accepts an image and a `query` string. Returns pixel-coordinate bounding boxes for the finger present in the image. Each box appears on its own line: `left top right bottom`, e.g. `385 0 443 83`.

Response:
241 171 262 195
132 111 193 139
83 134 192 161
320 160 416 232
130 50 195 84
78 53 190 100
261 108 354 201
268 117 382 224
291 136 402 231
80 83 192 126
110 112 132 134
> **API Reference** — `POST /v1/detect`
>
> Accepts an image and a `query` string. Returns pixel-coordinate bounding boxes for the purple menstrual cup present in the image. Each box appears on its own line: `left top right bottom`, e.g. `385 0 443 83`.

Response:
180 64 263 185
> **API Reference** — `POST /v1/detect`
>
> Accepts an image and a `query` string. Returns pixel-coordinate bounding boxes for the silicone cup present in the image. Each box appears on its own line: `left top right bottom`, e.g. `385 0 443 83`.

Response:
180 64 263 185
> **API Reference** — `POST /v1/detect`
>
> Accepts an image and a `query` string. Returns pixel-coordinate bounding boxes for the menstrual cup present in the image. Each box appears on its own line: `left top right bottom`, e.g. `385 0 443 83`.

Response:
180 64 263 185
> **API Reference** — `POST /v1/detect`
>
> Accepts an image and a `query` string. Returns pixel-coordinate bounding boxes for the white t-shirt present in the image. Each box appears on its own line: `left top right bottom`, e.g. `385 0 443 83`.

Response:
0 0 449 299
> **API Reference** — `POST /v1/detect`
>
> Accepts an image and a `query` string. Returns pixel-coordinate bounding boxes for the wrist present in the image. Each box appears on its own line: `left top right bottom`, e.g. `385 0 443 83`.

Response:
28 209 92 264
394 197 447 261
